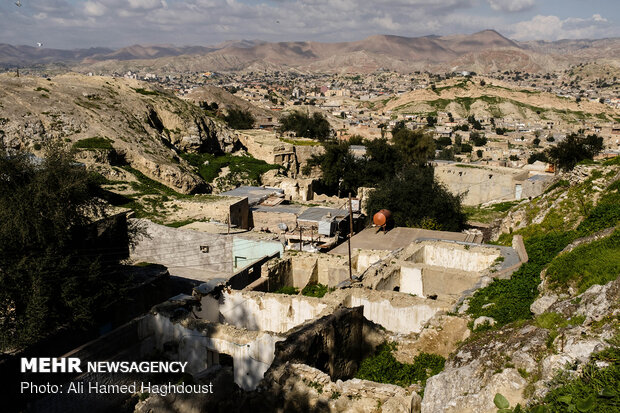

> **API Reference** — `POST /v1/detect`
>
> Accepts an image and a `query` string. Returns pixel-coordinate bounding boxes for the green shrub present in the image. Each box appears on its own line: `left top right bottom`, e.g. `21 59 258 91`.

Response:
132 88 159 96
223 107 255 129
355 342 445 388
301 283 329 298
274 286 299 295
73 137 113 150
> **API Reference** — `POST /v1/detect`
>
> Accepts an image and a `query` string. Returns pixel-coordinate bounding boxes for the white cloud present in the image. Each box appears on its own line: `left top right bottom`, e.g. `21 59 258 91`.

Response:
510 14 615 40
488 0 534 13
127 0 165 10
84 1 107 17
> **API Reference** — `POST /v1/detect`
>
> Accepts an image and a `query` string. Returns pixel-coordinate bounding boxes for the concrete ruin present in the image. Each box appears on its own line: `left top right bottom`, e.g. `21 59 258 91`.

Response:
434 161 556 205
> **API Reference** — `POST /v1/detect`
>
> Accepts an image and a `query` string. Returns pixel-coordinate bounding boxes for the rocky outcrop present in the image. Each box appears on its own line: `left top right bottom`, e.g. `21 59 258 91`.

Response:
0 73 240 194
422 277 619 413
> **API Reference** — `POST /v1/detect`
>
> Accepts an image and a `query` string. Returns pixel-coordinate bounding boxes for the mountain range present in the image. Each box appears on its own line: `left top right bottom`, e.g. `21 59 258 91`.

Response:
1 30 618 73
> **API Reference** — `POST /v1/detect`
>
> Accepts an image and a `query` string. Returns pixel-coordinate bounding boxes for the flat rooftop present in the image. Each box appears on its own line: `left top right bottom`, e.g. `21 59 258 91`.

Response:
329 227 474 254
298 206 349 223
219 186 283 205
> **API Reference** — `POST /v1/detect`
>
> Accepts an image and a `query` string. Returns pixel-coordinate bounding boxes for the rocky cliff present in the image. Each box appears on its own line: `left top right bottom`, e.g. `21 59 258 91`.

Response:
0 73 240 193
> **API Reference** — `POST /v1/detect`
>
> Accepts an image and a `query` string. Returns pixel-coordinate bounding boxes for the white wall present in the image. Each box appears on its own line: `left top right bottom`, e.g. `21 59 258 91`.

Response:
347 296 439 334
420 245 499 272
400 266 424 297
218 291 328 333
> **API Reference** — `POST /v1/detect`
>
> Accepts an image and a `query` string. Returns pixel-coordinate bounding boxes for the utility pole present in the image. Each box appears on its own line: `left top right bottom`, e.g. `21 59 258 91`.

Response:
348 192 353 281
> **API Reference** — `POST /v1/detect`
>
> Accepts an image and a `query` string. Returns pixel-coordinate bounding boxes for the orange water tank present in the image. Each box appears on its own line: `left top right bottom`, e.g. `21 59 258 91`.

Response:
373 209 392 227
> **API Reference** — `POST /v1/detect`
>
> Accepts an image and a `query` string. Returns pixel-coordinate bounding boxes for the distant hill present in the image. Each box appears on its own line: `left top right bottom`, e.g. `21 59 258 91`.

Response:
1 30 618 73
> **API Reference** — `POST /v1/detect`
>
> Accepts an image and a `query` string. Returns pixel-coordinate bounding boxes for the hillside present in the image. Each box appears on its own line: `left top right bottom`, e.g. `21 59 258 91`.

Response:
3 30 618 74
183 85 276 119
422 159 620 412
381 77 617 122
0 73 239 193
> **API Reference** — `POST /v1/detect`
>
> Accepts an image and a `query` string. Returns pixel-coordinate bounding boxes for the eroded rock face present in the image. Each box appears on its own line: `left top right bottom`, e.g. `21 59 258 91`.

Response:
0 74 240 194
422 277 619 413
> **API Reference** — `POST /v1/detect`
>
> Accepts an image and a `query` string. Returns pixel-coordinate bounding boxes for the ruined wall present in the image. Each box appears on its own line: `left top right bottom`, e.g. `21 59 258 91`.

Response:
216 291 329 333
434 164 528 205
346 291 441 334
145 314 284 391
266 307 385 381
409 243 500 272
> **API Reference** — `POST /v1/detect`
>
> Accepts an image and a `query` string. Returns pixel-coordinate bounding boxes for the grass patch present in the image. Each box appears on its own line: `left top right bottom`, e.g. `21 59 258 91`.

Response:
73 136 113 150
301 283 329 298
355 342 445 388
603 156 620 166
180 152 281 184
132 87 160 96
545 229 620 294
465 201 520 224
467 231 576 327
274 286 299 295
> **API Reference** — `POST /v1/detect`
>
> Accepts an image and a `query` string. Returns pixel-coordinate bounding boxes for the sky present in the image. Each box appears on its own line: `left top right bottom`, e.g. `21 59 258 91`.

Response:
0 0 618 49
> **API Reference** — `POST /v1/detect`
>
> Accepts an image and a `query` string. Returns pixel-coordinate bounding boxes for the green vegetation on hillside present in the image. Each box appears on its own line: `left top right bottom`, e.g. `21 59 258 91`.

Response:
73 136 113 150
467 165 620 328
132 87 160 96
526 335 619 412
467 231 576 327
356 342 445 389
545 229 620 294
180 152 280 185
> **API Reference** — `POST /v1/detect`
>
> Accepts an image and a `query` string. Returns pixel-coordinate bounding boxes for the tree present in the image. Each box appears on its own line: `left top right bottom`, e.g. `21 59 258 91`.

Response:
546 133 604 171
435 136 452 149
476 149 483 158
392 128 435 165
528 151 548 164
303 141 359 195
468 115 482 130
437 147 455 160
224 107 255 129
470 131 487 146
533 138 541 146
460 143 473 153
365 166 466 231
0 145 129 349
279 111 331 141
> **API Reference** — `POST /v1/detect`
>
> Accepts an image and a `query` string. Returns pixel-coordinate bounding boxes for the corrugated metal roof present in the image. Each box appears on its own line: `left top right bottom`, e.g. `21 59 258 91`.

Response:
298 207 348 222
